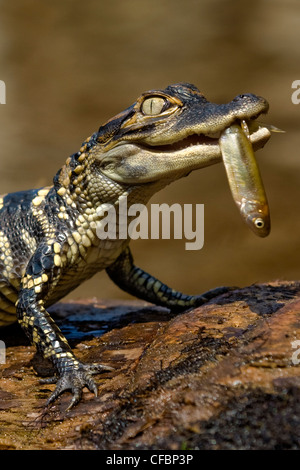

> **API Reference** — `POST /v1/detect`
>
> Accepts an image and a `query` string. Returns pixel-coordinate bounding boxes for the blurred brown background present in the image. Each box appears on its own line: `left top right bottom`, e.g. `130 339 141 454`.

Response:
0 0 299 302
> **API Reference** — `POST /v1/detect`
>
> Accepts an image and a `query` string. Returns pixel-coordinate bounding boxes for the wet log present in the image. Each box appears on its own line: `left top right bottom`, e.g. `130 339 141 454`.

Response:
0 280 299 450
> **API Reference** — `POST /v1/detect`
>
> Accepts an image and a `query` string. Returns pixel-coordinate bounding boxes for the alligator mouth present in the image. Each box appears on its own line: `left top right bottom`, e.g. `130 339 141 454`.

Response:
152 133 218 152
99 118 281 186
140 119 275 153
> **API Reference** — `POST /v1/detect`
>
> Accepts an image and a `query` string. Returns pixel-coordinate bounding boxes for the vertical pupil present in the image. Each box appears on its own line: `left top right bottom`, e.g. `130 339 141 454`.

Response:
142 97 166 115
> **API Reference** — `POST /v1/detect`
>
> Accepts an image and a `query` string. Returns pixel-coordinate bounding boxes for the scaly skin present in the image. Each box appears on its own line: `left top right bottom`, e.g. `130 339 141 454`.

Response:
0 83 271 409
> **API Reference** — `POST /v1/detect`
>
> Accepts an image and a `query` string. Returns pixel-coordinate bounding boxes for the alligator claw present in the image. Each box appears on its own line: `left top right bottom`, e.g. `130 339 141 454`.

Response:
41 363 114 411
192 285 237 307
167 286 237 314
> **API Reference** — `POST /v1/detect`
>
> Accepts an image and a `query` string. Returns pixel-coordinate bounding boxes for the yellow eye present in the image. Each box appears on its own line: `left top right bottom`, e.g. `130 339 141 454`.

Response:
141 96 167 115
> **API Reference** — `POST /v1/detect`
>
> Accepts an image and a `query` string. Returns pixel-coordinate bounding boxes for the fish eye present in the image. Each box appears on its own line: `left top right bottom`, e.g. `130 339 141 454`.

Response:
141 96 168 116
254 218 265 228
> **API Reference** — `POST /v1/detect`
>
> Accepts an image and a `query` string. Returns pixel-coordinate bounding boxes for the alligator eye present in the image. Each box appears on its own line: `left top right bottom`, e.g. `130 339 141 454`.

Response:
141 96 167 116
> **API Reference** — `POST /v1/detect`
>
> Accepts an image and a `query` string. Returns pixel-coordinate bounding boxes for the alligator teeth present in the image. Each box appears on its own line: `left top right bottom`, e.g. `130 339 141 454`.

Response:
257 122 285 133
203 131 221 139
219 122 270 238
247 120 285 134
203 121 283 142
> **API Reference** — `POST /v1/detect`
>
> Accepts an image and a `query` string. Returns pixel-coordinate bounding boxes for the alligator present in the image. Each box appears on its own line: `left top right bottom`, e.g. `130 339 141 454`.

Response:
0 83 272 409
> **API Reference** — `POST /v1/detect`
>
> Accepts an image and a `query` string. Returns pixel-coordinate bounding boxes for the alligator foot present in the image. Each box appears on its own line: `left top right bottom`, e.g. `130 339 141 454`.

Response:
40 362 114 411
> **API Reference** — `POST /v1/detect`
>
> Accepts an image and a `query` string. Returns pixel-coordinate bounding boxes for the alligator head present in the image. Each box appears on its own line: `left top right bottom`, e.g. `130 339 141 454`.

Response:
96 82 271 184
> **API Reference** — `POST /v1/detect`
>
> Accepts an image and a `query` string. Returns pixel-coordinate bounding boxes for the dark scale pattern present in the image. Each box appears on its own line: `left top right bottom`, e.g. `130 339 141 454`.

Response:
0 83 270 409
0 189 42 274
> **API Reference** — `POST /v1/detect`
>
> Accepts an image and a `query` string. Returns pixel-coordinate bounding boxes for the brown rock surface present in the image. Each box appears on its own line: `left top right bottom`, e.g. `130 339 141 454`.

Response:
0 281 300 450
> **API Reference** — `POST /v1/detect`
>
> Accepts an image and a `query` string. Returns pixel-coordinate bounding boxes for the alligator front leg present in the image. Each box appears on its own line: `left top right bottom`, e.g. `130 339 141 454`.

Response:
106 247 229 312
16 243 112 410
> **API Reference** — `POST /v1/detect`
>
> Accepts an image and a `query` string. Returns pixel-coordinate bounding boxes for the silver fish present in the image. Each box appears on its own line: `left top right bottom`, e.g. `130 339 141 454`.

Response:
219 121 270 237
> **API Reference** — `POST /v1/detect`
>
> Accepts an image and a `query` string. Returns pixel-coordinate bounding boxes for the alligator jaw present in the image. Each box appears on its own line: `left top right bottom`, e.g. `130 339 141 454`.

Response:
98 120 271 184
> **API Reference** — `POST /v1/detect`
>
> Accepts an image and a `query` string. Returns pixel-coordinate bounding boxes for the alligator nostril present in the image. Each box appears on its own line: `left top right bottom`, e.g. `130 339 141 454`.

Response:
237 93 255 101
233 93 252 102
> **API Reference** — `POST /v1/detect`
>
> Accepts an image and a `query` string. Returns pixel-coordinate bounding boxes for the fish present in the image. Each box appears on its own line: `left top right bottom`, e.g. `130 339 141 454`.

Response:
219 121 270 237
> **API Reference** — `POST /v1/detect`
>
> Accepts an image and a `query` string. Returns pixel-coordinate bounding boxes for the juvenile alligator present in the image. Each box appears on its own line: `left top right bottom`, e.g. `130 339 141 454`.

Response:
0 83 272 409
